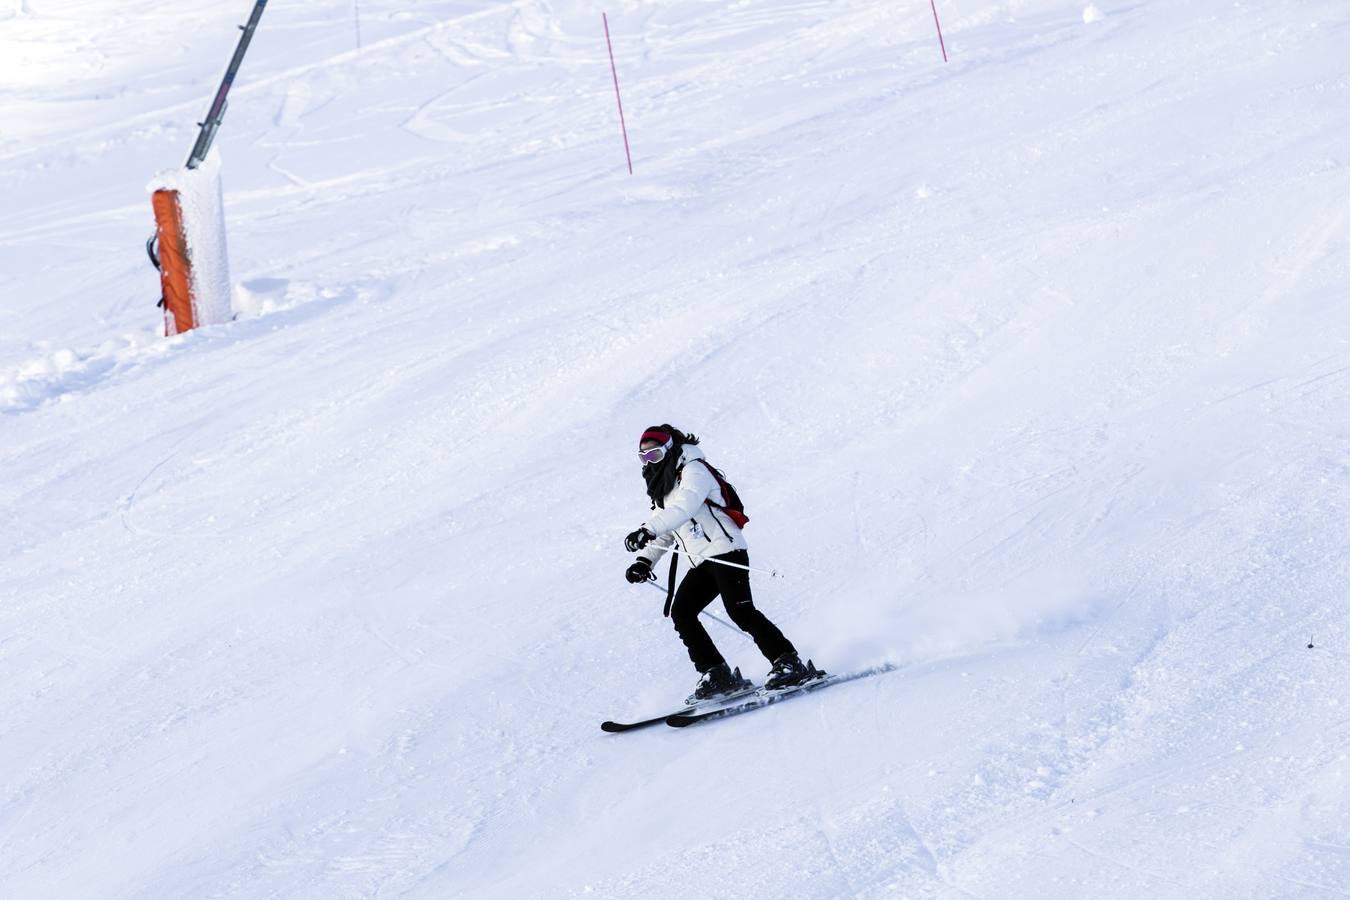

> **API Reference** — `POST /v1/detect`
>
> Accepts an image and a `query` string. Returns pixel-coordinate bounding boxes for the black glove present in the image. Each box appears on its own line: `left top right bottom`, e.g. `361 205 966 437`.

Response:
626 559 654 584
624 526 655 552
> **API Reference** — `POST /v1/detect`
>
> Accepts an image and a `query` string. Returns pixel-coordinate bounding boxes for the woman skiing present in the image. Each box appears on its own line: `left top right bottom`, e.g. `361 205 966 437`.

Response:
624 425 811 702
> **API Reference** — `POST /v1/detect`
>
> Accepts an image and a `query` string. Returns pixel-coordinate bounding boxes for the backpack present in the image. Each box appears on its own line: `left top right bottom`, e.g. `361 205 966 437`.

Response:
660 457 750 619
689 458 749 529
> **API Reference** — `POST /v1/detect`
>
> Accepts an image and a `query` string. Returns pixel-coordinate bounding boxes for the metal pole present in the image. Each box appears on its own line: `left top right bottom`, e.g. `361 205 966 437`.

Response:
642 582 750 641
649 544 784 579
602 12 633 174
187 0 270 169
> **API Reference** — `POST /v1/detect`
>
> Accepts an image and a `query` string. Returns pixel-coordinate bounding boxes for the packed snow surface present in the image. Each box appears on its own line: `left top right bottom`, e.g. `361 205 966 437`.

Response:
2 1 1348 897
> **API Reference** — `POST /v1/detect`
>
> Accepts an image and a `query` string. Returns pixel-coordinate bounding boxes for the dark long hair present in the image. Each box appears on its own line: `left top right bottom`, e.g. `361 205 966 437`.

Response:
642 423 699 506
657 424 699 447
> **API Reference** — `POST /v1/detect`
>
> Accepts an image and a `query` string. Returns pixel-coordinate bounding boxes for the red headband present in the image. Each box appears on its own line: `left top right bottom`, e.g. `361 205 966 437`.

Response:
640 429 672 446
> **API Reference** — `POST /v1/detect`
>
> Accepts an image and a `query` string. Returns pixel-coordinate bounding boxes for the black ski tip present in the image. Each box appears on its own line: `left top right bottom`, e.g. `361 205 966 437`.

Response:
602 719 658 733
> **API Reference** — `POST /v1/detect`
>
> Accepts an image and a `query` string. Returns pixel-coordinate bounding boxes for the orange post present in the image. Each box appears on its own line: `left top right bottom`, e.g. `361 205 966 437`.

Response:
152 189 195 336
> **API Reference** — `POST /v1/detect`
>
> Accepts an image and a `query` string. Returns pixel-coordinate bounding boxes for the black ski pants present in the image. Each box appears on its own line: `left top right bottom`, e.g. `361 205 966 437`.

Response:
670 550 796 673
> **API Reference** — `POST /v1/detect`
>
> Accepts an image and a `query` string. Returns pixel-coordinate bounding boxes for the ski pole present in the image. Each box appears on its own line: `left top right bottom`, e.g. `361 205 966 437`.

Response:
699 608 749 640
642 582 750 641
650 544 784 579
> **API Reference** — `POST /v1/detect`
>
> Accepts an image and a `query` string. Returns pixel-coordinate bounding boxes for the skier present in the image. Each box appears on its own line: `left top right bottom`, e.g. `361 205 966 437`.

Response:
624 425 812 702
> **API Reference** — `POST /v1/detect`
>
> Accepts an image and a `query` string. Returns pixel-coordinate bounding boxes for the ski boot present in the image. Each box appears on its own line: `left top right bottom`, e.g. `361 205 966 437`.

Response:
765 652 817 690
688 663 752 704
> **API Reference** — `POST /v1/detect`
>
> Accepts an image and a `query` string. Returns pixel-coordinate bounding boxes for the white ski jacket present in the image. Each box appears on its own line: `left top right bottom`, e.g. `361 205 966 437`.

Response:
638 444 748 569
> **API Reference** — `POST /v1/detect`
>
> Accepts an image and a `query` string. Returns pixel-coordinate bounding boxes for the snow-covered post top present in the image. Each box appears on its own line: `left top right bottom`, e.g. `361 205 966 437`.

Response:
147 151 233 334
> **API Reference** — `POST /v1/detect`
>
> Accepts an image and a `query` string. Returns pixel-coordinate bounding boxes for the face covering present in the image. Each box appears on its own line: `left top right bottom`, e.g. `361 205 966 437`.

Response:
643 446 680 508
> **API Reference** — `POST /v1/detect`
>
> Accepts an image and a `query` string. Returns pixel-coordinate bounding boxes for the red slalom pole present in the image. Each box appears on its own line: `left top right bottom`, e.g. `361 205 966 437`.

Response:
603 12 634 175
930 0 948 63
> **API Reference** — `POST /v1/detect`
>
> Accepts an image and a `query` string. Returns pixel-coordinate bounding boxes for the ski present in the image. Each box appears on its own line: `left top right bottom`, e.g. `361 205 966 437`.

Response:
601 684 758 733
665 662 896 728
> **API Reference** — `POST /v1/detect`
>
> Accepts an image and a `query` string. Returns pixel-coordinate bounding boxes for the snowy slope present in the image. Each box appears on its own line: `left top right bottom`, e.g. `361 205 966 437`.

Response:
3 0 1349 896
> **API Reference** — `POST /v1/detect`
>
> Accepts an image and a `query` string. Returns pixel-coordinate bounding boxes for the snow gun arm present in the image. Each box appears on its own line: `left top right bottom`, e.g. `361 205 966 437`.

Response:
186 0 269 169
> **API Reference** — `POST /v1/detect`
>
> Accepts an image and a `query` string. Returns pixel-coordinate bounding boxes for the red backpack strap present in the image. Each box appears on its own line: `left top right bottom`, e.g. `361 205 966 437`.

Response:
694 459 749 528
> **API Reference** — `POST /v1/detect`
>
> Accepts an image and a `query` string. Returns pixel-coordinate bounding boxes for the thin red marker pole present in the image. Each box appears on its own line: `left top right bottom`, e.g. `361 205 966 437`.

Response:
603 12 633 175
930 0 948 63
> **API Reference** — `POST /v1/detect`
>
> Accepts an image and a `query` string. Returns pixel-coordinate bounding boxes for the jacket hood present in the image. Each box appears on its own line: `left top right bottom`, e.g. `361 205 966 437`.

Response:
677 444 706 467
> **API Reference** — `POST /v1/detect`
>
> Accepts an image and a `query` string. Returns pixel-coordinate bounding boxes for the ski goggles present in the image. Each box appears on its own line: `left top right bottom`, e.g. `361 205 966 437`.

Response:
638 438 673 465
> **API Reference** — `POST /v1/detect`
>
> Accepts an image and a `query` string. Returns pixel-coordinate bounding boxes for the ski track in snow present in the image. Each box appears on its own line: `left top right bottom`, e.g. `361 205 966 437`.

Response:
3 0 1350 897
